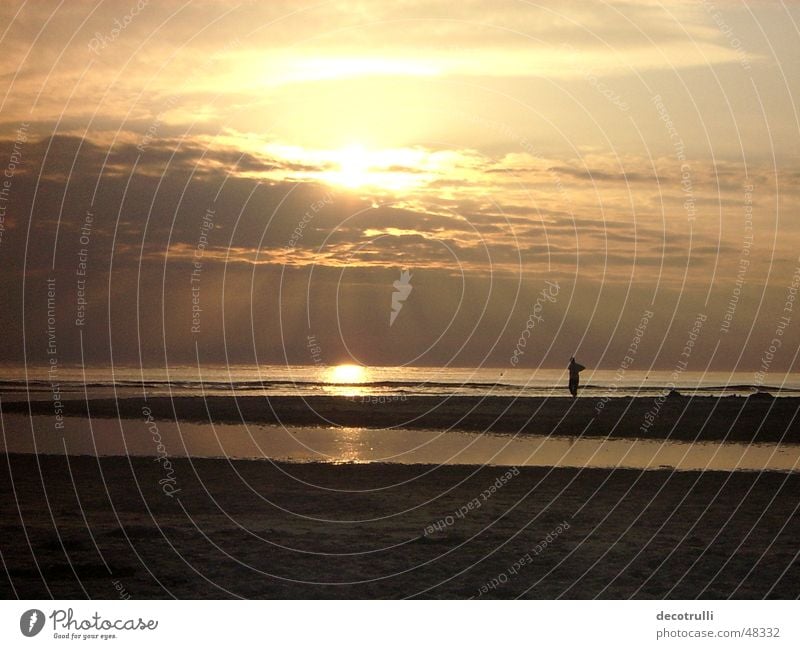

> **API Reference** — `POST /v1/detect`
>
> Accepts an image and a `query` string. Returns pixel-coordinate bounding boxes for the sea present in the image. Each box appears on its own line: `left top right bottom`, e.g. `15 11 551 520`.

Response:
0 364 798 401
2 365 799 471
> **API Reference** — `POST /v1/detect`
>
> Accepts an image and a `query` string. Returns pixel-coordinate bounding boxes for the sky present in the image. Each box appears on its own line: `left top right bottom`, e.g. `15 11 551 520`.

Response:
1 0 799 373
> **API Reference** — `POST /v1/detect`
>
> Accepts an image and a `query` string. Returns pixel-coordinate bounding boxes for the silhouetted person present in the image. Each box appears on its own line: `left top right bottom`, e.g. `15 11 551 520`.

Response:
568 357 585 397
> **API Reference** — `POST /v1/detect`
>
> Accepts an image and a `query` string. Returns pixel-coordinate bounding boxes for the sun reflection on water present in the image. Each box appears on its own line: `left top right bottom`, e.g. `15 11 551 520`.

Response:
323 364 371 397
330 426 371 464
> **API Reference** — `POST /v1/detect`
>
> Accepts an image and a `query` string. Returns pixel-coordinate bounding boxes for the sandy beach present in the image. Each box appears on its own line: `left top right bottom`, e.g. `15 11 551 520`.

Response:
6 394 800 443
1 453 798 599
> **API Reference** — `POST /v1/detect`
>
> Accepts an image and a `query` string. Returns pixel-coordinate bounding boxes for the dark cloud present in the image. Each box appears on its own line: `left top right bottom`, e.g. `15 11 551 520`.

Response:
549 166 666 184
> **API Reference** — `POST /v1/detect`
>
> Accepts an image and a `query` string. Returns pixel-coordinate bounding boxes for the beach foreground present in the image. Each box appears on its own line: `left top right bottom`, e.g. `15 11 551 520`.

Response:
7 394 800 443
1 454 797 599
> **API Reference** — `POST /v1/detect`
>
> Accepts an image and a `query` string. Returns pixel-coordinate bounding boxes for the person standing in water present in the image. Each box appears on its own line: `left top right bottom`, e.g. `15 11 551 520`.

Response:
568 357 586 397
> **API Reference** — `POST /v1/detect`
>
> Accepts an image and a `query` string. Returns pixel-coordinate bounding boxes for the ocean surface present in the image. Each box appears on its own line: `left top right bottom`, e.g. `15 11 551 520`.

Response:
2 415 799 473
1 365 798 400
2 365 799 471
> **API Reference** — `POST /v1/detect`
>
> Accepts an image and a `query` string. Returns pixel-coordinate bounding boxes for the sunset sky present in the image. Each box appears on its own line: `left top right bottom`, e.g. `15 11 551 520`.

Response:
1 0 799 371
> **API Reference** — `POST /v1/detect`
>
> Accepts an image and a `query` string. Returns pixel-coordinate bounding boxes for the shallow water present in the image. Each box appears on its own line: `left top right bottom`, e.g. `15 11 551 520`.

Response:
2 414 799 472
2 365 799 399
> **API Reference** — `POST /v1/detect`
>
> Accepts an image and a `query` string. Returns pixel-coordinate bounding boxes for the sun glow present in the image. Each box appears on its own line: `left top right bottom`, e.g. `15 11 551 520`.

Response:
327 363 368 384
321 144 449 191
333 145 372 188
244 139 459 192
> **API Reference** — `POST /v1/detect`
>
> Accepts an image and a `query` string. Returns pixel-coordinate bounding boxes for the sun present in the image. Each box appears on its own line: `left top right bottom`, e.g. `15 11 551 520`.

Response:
333 145 371 189
258 141 454 192
316 144 442 191
327 364 368 384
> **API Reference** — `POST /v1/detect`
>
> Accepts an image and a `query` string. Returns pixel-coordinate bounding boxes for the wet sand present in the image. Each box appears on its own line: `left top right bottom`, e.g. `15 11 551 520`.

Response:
1 454 798 599
5 394 799 443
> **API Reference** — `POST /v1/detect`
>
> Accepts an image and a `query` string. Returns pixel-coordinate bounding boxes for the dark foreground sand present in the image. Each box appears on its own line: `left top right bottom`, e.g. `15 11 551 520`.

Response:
1 454 798 599
7 394 800 442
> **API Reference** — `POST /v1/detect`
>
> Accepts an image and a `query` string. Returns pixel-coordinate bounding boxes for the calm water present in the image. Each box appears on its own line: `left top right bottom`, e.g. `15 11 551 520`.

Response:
1 365 798 400
3 365 798 471
2 414 799 473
